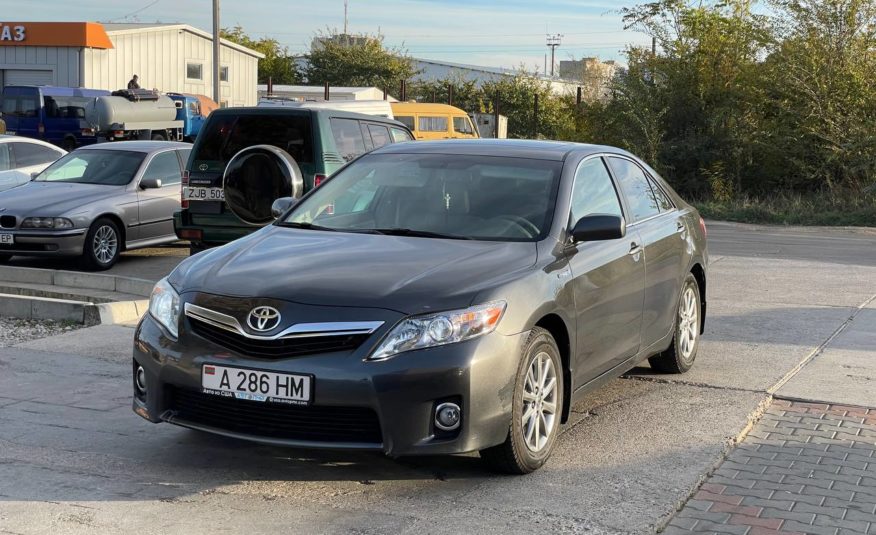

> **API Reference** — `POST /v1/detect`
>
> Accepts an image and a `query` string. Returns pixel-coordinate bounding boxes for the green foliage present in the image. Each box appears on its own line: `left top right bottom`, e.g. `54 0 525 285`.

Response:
221 26 300 85
578 0 876 206
304 33 416 90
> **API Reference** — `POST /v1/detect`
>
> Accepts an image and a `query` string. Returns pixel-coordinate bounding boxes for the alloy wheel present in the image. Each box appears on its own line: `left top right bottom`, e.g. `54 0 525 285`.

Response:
93 225 118 265
678 286 698 361
522 351 558 452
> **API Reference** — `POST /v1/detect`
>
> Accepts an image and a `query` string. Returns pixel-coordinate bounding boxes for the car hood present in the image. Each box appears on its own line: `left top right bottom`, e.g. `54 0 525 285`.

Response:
0 181 124 216
171 226 538 314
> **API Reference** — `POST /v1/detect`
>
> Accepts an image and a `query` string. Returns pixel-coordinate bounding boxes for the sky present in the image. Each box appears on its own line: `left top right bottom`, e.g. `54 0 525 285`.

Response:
4 0 653 70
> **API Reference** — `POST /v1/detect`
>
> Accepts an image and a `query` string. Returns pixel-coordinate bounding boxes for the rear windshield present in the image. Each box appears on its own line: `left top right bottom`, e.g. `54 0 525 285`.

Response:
192 114 314 171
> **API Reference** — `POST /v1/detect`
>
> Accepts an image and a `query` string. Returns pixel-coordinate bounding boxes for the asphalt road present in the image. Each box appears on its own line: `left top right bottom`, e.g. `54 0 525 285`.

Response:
1 221 874 534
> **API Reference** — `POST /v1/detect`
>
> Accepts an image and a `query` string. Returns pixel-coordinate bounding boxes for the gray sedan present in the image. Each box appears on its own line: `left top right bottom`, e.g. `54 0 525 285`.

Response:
0 141 190 270
133 140 708 474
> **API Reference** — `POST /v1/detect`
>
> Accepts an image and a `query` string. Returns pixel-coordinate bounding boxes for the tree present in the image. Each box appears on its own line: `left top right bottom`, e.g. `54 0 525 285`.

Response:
221 26 300 85
304 32 416 90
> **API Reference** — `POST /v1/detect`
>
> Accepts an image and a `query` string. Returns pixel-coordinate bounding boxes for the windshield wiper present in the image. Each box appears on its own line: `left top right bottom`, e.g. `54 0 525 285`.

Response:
367 228 473 240
278 221 337 232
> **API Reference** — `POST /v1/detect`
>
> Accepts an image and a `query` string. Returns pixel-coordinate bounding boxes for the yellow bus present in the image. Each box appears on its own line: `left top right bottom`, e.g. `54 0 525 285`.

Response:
390 102 479 140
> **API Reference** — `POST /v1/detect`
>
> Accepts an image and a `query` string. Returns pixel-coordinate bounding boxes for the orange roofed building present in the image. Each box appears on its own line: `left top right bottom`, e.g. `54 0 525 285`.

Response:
0 22 262 106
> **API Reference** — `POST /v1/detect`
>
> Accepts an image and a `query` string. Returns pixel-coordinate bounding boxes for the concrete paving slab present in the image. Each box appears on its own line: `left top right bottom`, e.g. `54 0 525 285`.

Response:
15 324 136 361
629 298 857 391
777 308 876 408
707 256 876 308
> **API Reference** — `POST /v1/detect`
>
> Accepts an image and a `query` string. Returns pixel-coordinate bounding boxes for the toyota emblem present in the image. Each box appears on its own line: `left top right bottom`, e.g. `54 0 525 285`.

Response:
247 306 281 332
199 163 209 171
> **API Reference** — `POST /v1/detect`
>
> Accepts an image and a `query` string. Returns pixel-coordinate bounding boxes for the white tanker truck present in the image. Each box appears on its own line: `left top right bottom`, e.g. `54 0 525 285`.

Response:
84 89 184 142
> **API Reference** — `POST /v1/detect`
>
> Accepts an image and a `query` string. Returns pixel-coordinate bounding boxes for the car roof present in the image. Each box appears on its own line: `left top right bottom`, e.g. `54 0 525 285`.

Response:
0 135 66 150
73 141 190 153
389 102 469 114
213 106 408 127
370 139 632 161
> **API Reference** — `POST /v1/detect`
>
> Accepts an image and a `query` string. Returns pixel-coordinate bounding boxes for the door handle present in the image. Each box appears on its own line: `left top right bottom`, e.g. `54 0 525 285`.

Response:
676 221 686 234
629 241 643 256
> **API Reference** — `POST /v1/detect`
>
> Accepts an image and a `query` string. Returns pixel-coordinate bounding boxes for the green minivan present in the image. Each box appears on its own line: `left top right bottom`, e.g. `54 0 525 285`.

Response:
174 106 414 253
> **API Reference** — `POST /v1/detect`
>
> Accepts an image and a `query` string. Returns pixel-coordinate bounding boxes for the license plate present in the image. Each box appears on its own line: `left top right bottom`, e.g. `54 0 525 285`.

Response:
183 186 225 201
0 234 12 245
5 131 15 136
201 364 311 405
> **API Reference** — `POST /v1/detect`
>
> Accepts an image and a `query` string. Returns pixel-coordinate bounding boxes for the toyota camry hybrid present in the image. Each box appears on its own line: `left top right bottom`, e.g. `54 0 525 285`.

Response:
132 139 708 474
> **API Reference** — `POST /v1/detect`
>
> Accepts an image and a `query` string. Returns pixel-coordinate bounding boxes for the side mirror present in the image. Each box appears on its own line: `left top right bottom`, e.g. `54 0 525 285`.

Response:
140 176 162 189
30 172 39 180
271 197 297 219
571 214 626 243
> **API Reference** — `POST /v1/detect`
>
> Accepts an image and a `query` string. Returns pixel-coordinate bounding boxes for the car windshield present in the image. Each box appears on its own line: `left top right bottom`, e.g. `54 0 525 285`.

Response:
282 153 562 242
35 150 145 185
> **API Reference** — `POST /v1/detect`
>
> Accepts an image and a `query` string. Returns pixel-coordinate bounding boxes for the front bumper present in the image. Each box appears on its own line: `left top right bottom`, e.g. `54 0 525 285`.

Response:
0 228 87 257
132 311 527 456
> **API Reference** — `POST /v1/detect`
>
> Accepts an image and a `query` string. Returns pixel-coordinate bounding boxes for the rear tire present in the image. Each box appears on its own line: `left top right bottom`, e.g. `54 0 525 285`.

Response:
480 327 564 474
82 218 121 271
648 273 701 374
189 241 208 256
62 137 77 152
151 133 166 141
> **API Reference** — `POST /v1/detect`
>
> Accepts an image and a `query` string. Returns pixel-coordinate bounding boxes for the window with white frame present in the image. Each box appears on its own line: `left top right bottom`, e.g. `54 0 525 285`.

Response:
186 63 203 80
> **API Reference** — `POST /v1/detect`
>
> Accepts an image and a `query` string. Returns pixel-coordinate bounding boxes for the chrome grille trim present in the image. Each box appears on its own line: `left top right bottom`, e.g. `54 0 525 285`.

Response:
184 303 384 341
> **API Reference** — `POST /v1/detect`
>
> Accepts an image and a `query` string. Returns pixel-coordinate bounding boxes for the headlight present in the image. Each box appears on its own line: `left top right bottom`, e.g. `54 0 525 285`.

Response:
148 277 180 338
369 301 507 361
20 217 74 229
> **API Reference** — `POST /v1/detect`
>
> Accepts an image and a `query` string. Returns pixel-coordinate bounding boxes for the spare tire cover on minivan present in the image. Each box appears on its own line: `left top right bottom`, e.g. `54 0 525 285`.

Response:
222 145 304 226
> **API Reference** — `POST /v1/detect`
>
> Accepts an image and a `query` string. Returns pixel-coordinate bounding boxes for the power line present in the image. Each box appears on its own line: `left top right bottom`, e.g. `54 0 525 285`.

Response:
108 0 161 22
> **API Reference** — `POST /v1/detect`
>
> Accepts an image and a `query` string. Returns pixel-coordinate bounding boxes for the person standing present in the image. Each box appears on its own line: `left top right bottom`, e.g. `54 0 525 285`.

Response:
127 74 140 90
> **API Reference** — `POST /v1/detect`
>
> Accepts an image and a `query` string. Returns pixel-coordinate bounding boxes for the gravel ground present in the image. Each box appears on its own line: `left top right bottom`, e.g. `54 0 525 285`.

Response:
0 318 81 348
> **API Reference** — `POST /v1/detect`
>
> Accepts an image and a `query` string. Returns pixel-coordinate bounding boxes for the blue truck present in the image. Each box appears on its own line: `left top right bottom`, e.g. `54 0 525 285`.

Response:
0 86 211 148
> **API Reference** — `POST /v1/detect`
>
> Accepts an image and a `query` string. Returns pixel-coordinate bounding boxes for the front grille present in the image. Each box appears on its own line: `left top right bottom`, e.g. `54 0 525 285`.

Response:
0 216 15 229
188 316 369 359
168 387 383 444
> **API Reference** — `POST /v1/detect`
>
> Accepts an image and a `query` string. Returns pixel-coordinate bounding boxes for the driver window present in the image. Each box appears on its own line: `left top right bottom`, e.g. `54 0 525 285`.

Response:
570 157 623 224
142 151 182 185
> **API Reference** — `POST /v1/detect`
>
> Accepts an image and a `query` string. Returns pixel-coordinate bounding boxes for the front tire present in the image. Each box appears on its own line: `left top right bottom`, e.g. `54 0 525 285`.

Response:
82 218 121 271
151 133 166 141
189 241 208 256
649 273 701 374
0 254 11 264
480 327 564 474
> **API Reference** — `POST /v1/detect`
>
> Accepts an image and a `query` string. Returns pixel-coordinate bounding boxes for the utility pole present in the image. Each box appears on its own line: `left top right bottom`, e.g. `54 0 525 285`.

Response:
212 0 220 105
344 0 348 35
546 34 562 78
652 36 657 56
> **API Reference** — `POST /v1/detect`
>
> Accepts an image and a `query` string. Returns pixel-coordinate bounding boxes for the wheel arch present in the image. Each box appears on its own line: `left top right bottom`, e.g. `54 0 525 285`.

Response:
92 213 127 251
533 313 572 424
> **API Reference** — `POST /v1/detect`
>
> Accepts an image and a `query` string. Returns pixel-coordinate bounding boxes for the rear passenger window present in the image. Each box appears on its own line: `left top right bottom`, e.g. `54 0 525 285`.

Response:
330 118 368 162
390 127 413 142
607 157 660 221
367 124 391 149
418 116 448 132
395 116 414 130
649 178 674 211
11 143 61 167
0 144 11 171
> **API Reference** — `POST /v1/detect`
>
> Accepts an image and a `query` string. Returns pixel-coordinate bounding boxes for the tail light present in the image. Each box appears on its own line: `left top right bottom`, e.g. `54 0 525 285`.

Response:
81 128 95 137
699 216 707 238
181 170 189 209
38 123 45 135
313 174 327 188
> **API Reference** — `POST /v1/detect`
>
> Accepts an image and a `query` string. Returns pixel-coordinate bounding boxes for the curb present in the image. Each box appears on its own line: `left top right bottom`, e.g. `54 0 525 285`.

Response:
0 292 148 326
0 265 154 297
0 266 154 325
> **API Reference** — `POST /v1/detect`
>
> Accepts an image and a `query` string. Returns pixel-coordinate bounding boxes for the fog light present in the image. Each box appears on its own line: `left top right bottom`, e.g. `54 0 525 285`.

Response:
135 365 147 396
435 402 461 431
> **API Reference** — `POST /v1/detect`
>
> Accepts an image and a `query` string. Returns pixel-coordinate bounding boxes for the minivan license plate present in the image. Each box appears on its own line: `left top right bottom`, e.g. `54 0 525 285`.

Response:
201 364 311 405
183 187 225 201
0 234 13 245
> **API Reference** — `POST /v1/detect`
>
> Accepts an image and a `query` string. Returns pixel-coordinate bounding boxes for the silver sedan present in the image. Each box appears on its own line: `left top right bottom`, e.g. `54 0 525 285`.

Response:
0 141 190 270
